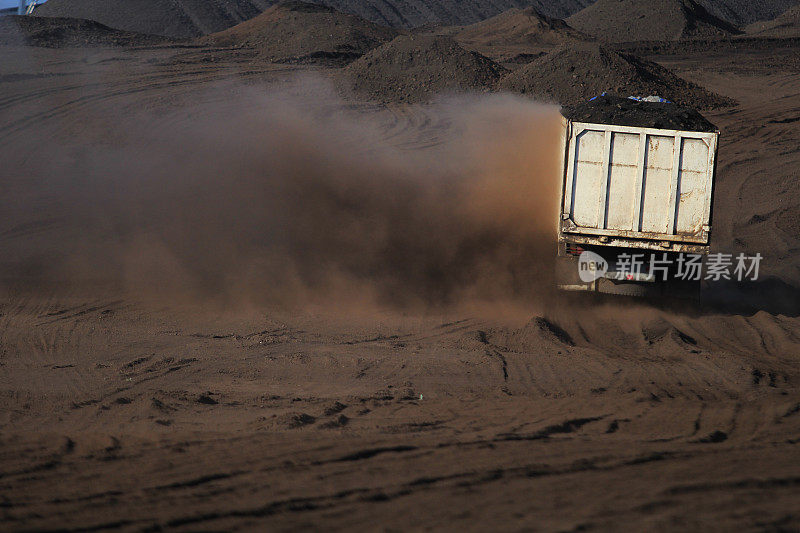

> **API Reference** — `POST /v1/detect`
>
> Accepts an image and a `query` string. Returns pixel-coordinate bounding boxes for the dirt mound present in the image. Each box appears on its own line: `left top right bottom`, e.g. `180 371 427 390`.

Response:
201 2 397 65
31 0 592 33
499 43 732 109
342 35 507 102
563 94 718 132
456 7 588 48
34 0 271 38
317 0 594 28
748 5 800 37
567 0 741 42
0 15 164 47
487 317 576 353
272 412 316 429
31 0 796 35
699 0 800 26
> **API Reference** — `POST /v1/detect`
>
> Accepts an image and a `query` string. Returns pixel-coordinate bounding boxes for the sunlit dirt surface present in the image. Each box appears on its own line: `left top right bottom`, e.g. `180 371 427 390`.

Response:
1 43 800 531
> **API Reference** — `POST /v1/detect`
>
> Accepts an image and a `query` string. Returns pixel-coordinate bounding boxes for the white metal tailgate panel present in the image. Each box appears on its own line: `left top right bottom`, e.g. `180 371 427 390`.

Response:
675 137 711 236
563 122 718 244
641 135 675 234
606 132 639 231
571 130 606 228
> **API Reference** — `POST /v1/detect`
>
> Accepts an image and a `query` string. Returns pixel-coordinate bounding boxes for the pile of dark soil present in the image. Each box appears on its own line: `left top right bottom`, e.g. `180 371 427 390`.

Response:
455 7 588 47
499 43 733 109
562 94 718 132
567 0 741 42
31 0 595 34
699 0 800 26
0 15 164 47
342 34 507 102
201 2 397 65
319 0 594 28
31 0 799 34
748 5 800 37
35 0 271 38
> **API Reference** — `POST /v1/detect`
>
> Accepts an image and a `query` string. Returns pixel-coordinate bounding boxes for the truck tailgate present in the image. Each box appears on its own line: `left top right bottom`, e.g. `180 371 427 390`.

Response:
561 121 719 247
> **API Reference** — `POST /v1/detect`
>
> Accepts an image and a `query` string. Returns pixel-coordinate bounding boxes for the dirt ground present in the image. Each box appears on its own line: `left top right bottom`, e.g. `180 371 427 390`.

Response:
1 38 800 532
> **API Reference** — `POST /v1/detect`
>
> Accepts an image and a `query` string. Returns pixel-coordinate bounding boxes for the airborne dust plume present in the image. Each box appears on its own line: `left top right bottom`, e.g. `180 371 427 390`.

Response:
1 81 564 308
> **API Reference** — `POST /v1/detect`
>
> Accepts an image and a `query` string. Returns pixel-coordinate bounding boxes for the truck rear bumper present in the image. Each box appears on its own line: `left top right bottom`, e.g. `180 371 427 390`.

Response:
560 232 710 255
556 246 703 299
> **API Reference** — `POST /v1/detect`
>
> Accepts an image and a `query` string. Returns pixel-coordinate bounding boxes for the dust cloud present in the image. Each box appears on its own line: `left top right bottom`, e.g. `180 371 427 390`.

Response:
0 80 564 310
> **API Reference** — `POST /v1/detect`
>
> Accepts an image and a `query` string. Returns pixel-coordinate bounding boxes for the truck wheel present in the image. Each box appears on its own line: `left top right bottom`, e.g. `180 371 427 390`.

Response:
596 279 661 298
664 279 702 302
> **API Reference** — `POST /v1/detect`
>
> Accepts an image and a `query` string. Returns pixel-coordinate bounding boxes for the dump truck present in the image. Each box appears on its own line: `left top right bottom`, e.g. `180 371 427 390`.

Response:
555 95 720 297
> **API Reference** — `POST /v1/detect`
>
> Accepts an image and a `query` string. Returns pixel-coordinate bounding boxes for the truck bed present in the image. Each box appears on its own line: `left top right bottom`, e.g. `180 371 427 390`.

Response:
559 118 720 254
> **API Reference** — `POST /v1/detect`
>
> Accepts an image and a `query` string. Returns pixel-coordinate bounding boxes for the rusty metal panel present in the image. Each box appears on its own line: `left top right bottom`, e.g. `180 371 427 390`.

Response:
641 134 675 234
606 132 640 231
570 129 606 228
675 137 712 236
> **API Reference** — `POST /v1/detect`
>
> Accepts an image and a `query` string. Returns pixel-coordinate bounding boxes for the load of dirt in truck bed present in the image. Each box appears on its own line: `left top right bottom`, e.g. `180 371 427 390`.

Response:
567 0 741 42
341 34 507 102
0 15 165 47
499 43 732 109
562 94 718 132
747 5 800 37
201 2 398 65
455 7 588 48
34 0 270 39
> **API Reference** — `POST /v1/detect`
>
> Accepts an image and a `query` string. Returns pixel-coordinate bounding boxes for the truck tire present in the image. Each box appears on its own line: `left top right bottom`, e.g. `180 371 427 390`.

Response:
596 278 662 298
664 278 702 302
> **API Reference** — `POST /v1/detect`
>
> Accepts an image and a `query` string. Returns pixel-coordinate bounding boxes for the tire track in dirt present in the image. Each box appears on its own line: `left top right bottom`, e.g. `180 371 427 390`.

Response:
0 65 288 144
2 42 800 531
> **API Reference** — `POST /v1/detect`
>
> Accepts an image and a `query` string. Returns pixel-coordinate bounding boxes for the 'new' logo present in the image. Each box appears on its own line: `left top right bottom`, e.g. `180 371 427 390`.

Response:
578 251 608 282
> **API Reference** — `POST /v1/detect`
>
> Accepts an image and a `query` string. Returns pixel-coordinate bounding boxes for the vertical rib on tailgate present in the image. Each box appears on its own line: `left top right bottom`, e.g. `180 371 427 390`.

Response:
561 122 719 245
